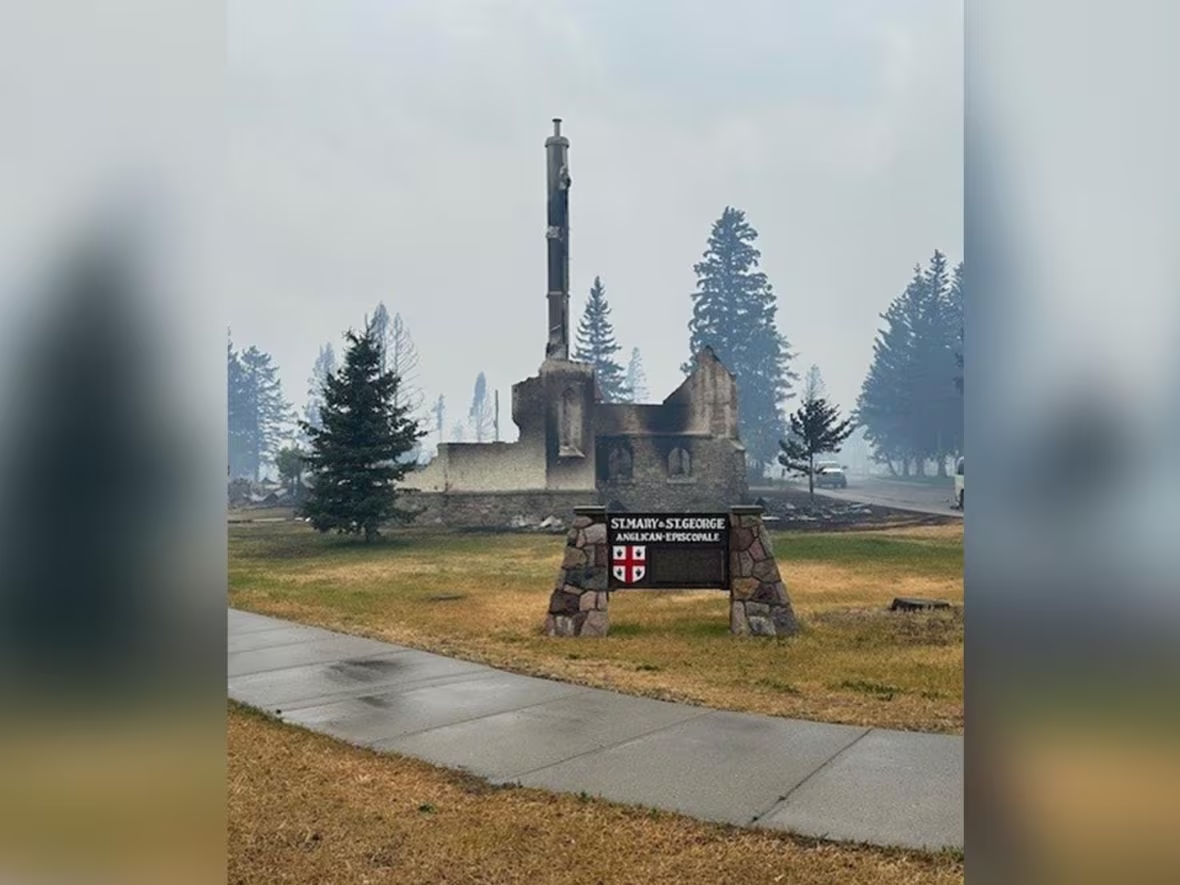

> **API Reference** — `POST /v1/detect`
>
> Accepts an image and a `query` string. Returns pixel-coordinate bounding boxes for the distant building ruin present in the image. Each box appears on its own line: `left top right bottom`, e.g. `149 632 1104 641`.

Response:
402 120 749 526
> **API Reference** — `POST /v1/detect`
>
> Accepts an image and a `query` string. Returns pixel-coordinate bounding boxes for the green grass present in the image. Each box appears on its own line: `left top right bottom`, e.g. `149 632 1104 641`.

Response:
771 531 962 574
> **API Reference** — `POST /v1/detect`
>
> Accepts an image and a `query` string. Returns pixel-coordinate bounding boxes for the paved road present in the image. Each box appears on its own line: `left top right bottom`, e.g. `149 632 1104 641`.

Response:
228 608 963 851
820 476 962 518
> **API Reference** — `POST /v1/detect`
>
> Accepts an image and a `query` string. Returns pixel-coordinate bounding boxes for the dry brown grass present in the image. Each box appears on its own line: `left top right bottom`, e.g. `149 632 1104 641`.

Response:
228 702 963 885
230 523 962 733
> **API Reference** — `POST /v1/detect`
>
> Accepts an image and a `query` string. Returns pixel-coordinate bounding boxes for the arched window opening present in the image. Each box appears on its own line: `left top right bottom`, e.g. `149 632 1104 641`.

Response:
607 444 633 481
668 446 691 477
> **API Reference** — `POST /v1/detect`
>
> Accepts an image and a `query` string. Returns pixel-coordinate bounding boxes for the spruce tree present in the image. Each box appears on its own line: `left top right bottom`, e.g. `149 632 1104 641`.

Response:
778 391 857 504
573 276 629 402
856 269 924 476
932 256 964 469
856 253 964 477
227 336 291 481
300 325 423 542
687 207 795 471
918 250 959 475
625 347 648 403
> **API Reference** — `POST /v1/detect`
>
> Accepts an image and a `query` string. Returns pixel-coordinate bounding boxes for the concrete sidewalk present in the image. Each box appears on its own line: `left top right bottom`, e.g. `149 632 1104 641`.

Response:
228 608 962 851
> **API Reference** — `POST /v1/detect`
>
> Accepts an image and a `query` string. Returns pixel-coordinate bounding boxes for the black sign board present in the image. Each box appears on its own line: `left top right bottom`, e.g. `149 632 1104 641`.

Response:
607 513 729 590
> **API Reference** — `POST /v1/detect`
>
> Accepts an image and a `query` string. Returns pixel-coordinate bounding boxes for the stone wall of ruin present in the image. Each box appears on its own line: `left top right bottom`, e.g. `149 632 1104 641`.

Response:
598 435 748 512
400 439 548 493
397 489 594 529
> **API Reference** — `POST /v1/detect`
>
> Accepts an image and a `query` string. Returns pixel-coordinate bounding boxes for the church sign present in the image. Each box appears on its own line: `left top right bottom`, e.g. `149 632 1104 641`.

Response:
607 513 730 590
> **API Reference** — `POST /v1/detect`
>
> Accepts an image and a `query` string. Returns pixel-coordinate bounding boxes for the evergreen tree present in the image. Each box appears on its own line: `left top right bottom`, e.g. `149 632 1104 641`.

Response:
856 266 926 476
918 250 960 475
274 444 305 496
950 261 964 396
227 334 292 481
625 347 648 403
574 276 630 402
468 371 493 442
856 253 964 477
299 325 423 542
227 332 248 478
302 342 337 438
778 389 857 503
369 302 391 373
687 207 796 471
801 364 826 402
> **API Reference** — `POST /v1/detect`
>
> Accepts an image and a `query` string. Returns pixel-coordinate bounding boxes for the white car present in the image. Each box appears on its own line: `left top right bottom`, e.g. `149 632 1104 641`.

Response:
954 457 965 508
813 463 848 489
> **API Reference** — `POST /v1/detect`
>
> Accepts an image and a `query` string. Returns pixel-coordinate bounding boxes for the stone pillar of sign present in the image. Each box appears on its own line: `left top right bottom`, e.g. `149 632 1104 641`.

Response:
728 505 799 637
545 505 610 637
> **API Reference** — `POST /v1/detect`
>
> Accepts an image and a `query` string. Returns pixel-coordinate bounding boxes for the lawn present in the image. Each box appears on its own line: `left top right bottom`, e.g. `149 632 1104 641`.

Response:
229 520 962 734
228 702 964 885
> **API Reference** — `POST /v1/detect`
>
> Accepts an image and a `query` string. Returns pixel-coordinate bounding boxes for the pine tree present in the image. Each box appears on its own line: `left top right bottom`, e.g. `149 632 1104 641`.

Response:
687 207 795 471
856 268 925 476
573 276 629 402
856 253 963 477
227 335 292 481
778 388 857 504
625 347 648 403
299 325 423 542
917 250 959 476
468 371 493 442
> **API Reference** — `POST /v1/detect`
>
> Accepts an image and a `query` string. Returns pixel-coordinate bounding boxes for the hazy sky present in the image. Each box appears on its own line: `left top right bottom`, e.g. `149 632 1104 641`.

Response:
227 0 962 444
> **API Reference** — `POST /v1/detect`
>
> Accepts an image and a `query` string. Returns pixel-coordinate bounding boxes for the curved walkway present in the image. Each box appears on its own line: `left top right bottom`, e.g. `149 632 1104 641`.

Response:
228 608 962 851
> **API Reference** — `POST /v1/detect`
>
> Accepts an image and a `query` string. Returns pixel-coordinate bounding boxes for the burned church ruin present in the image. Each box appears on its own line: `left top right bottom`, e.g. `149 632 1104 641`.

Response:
401 120 749 526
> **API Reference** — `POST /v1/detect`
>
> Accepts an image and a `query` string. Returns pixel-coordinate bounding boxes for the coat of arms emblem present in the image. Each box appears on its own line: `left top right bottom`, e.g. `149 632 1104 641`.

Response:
611 545 646 584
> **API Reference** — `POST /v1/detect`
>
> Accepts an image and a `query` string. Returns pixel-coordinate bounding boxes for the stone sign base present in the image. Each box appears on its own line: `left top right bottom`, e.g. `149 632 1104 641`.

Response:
544 504 799 639
545 506 610 637
728 506 798 636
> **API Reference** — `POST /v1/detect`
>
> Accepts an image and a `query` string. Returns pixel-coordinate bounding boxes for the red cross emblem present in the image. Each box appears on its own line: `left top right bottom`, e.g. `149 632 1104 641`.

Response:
611 545 646 584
